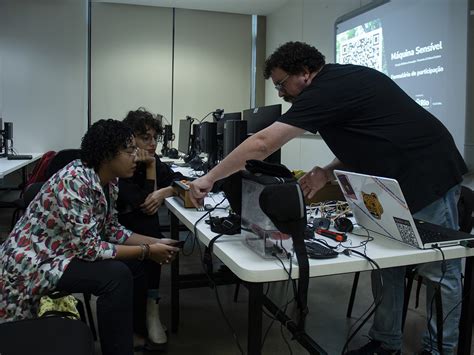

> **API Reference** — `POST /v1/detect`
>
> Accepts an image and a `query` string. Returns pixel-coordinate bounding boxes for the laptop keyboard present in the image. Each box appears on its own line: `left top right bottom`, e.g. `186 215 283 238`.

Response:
417 228 444 244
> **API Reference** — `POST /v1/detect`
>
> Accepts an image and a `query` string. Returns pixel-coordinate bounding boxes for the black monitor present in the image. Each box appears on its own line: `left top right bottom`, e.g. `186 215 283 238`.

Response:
243 104 281 134
243 104 282 164
177 119 192 155
217 112 242 135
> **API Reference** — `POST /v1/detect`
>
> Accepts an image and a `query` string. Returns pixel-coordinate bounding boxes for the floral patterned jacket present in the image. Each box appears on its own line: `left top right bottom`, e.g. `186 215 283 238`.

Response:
0 159 132 322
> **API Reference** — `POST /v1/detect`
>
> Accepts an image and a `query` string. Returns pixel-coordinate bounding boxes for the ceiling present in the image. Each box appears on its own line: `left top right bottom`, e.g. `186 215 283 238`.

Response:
93 0 289 15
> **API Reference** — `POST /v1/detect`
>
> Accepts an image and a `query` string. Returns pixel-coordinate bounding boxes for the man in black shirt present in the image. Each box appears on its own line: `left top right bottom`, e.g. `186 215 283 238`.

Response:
189 42 466 354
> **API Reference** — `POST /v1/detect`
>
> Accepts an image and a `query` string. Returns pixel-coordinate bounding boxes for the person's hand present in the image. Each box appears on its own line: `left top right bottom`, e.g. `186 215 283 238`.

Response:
140 189 166 215
148 243 179 265
188 176 214 208
298 166 329 199
135 148 155 166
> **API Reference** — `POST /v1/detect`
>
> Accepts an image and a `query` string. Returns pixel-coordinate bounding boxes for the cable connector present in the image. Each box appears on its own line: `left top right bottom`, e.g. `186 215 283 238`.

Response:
460 240 474 248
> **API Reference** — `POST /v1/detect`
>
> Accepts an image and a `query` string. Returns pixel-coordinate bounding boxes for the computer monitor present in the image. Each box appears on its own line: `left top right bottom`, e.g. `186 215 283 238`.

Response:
243 104 282 163
177 119 192 155
217 112 242 135
243 104 281 134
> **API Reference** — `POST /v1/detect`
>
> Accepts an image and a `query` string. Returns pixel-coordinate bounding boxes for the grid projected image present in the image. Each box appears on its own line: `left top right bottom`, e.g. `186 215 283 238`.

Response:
336 19 386 73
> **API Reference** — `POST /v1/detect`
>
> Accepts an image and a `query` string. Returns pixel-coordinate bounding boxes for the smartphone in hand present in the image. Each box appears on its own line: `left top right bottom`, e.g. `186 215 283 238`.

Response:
170 240 185 248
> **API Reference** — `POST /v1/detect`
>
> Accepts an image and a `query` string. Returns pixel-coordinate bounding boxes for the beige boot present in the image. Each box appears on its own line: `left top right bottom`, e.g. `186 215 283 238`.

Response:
146 298 167 345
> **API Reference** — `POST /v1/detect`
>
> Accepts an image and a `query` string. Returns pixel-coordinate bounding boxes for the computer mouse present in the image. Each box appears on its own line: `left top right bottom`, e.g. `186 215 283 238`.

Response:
334 217 354 233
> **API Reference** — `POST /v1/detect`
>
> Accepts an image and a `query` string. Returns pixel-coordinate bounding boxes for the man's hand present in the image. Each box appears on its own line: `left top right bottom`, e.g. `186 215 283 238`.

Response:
135 148 155 166
140 189 166 215
298 166 329 199
188 175 214 208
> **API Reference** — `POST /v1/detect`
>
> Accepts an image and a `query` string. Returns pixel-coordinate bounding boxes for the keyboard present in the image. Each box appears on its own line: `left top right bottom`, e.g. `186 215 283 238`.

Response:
305 241 339 259
417 228 444 244
7 154 33 160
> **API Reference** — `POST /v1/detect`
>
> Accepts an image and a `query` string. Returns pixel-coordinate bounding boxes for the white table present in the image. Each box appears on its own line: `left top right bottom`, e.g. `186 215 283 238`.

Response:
165 196 474 355
0 153 42 180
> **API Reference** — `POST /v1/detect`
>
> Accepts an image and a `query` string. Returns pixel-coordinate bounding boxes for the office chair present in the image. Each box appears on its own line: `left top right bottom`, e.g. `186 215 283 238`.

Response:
45 149 81 180
346 186 474 341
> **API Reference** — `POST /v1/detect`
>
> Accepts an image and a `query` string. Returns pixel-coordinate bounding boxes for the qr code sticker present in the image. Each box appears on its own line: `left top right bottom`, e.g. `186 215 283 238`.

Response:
393 217 418 247
339 27 383 72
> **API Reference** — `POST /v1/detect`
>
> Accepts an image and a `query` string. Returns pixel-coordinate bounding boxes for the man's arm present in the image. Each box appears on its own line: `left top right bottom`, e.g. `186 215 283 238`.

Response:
189 122 305 206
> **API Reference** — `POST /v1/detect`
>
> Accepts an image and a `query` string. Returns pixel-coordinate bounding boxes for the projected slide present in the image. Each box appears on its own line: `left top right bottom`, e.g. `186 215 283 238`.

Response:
335 0 468 154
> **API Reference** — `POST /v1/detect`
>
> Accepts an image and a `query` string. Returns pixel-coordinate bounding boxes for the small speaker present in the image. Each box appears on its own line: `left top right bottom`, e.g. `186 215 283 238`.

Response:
4 122 13 140
223 120 247 157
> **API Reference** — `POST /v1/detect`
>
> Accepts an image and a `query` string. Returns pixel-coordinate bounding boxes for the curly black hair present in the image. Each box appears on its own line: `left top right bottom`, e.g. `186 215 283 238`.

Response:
263 41 326 79
81 119 134 171
123 107 163 136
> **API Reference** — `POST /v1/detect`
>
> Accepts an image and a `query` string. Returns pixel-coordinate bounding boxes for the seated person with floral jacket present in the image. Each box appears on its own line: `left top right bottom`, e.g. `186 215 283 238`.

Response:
0 119 179 355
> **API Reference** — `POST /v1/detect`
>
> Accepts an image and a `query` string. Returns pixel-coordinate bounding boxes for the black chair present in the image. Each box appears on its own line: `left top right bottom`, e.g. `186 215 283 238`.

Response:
346 186 474 333
45 149 81 180
10 149 81 230
0 316 94 355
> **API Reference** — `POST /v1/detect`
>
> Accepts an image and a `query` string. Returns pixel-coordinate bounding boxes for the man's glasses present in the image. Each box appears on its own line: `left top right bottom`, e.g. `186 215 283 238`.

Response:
122 147 139 158
274 74 290 92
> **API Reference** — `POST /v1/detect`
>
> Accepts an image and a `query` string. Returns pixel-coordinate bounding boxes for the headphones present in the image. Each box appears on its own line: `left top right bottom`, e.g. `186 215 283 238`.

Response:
334 217 354 233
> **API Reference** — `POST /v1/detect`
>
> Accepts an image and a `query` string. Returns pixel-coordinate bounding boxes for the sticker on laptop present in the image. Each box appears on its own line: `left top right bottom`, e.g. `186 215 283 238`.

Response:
393 217 418 246
361 191 384 219
336 173 357 200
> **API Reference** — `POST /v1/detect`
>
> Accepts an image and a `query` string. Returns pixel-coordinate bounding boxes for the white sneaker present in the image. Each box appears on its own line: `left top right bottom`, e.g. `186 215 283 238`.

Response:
146 298 167 345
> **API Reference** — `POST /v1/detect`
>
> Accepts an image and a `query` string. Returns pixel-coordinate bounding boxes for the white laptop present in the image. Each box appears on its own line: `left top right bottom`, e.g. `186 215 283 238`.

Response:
333 170 474 249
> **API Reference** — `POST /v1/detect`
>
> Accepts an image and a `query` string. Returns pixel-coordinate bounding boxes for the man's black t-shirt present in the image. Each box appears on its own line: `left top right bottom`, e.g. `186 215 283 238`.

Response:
278 64 467 213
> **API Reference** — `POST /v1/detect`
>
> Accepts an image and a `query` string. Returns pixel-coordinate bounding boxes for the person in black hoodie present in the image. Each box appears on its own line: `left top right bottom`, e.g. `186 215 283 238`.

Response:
118 108 184 349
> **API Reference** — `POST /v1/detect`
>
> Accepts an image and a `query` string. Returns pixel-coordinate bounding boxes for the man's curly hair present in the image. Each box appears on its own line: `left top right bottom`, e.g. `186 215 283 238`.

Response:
81 119 134 171
263 41 325 79
123 107 163 136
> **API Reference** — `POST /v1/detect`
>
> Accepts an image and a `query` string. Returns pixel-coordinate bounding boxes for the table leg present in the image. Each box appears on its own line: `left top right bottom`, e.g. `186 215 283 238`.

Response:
457 256 473 355
247 282 263 355
170 212 180 333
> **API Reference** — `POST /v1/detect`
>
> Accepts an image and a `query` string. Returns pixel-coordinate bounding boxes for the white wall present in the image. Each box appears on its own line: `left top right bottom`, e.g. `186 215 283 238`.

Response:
0 0 88 153
91 4 252 148
173 9 251 125
91 3 173 123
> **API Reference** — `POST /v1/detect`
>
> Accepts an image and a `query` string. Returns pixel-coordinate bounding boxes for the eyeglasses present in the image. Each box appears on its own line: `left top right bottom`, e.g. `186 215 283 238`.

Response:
274 74 290 92
122 147 138 158
138 134 159 144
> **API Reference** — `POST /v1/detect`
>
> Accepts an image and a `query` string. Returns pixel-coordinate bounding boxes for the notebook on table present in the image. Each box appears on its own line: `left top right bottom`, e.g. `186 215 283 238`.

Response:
333 170 474 249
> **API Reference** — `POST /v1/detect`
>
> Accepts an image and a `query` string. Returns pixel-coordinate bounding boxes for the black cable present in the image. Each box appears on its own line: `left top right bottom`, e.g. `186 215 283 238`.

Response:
268 253 295 354
180 231 194 256
426 246 446 355
341 248 384 354
188 198 245 355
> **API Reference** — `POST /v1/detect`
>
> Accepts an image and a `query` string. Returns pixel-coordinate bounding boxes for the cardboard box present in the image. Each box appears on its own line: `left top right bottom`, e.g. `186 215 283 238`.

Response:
304 181 345 204
173 180 195 208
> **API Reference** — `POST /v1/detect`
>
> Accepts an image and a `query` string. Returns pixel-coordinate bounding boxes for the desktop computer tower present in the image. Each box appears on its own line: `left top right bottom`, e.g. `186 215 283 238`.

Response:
199 122 218 155
223 120 247 157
